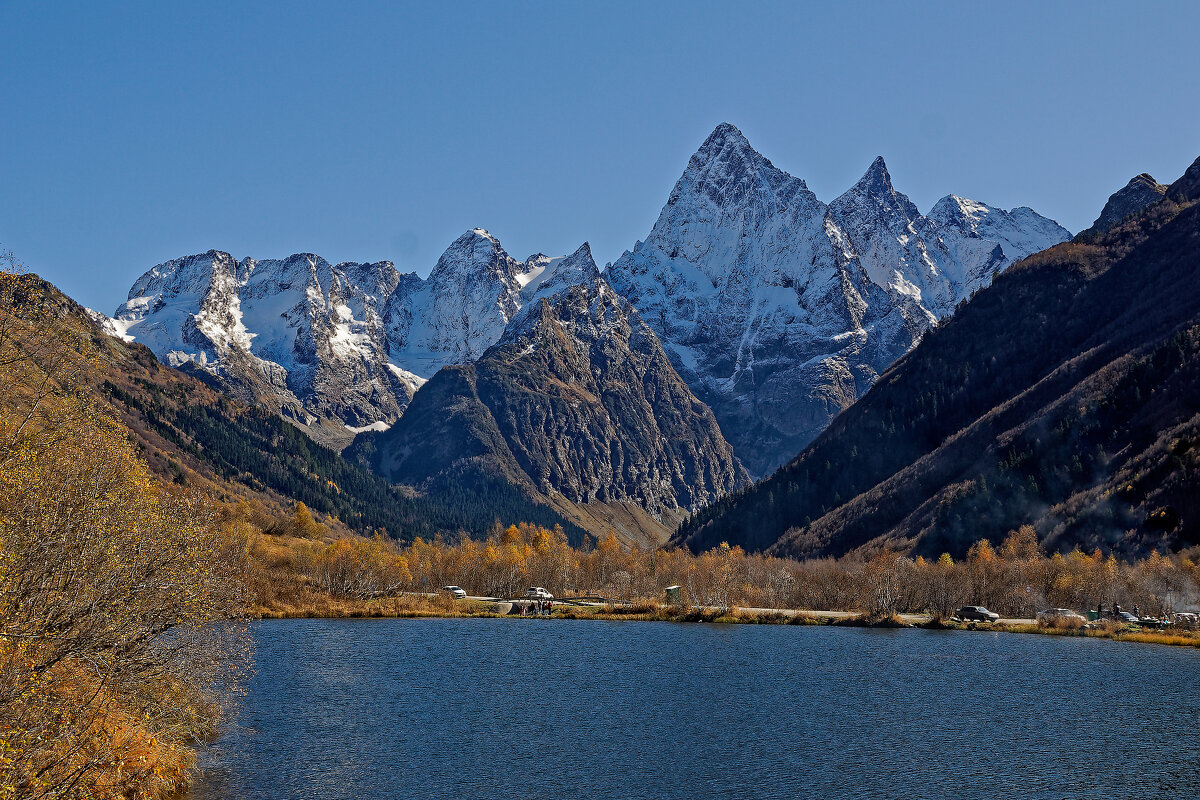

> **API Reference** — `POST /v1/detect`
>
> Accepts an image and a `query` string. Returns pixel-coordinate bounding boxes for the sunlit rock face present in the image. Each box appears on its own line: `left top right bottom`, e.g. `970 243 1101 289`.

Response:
605 123 1070 475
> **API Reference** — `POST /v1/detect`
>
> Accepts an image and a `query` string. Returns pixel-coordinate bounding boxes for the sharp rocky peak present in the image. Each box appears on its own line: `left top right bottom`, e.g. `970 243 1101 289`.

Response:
696 122 753 156
679 122 808 200
861 155 891 185
831 154 921 222
1168 155 1200 203
1081 170 1171 237
427 228 519 285
559 241 598 275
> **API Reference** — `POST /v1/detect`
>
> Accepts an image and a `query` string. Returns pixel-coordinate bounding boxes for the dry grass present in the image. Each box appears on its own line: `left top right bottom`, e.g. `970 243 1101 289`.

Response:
960 618 1200 648
1109 630 1200 648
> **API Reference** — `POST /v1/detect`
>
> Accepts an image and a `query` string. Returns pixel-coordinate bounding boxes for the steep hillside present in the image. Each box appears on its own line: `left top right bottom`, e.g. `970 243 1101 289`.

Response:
9 272 583 541
351 245 747 546
676 156 1200 559
606 123 1069 475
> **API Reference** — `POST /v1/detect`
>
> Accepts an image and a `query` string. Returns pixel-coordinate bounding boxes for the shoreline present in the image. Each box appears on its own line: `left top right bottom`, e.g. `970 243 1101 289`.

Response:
247 599 1200 649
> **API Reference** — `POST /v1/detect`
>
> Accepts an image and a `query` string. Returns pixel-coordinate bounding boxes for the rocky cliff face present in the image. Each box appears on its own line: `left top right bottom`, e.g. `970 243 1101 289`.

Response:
1079 173 1167 236
605 124 1071 475
366 244 747 531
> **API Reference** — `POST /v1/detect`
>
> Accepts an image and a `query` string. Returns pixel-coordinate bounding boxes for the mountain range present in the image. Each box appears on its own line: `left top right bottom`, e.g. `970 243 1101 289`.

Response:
347 244 746 545
96 123 1078 544
88 125 1185 551
104 228 598 450
677 156 1200 558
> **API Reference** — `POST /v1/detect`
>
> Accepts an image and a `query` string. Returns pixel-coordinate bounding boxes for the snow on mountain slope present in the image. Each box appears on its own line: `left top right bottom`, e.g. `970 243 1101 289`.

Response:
605 124 1070 475
113 250 411 439
114 231 606 446
381 228 593 378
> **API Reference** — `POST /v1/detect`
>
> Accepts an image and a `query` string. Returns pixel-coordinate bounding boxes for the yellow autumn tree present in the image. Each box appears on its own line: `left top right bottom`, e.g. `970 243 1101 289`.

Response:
291 501 325 540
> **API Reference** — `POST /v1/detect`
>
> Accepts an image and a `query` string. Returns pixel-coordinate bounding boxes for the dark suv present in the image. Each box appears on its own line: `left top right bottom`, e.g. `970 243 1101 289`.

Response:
955 605 999 623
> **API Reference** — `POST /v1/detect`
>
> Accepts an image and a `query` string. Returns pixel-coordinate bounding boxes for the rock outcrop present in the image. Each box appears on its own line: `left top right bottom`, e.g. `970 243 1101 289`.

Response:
1079 173 1167 236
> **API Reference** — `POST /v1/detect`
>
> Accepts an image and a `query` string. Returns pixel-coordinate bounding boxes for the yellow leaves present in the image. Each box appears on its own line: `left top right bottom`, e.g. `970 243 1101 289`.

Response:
0 304 248 800
966 539 997 564
290 501 325 540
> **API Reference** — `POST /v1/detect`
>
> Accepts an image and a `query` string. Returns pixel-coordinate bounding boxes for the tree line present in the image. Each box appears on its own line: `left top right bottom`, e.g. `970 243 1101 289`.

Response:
265 515 1200 621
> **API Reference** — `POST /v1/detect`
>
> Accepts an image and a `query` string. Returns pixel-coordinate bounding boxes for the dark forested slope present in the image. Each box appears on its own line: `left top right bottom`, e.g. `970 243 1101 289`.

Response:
675 157 1200 559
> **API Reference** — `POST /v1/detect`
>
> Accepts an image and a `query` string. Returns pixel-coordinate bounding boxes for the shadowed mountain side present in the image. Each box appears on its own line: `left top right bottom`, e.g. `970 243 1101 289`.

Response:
353 271 748 546
1078 173 1167 237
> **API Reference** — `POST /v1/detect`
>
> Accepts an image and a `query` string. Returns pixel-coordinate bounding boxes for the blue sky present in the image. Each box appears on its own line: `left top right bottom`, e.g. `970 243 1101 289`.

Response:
3 1 1199 313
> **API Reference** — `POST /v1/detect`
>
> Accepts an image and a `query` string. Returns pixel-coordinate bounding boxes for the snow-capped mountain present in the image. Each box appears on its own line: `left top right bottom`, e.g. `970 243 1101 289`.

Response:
112 251 412 439
382 228 590 377
112 229 590 446
605 123 1071 475
113 123 1069 475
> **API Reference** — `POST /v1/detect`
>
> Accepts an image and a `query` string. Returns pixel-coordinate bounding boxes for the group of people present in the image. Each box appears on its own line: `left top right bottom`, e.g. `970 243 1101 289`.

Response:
520 599 553 616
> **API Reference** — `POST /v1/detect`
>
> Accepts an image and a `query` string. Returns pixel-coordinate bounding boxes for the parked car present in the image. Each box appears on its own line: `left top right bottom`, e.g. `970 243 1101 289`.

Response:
524 587 553 600
1114 611 1140 624
1037 608 1085 624
441 585 467 600
955 605 999 623
1172 612 1199 628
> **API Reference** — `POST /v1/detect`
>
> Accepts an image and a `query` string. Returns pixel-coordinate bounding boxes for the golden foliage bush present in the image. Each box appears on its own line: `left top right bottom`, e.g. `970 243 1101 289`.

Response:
0 266 251 800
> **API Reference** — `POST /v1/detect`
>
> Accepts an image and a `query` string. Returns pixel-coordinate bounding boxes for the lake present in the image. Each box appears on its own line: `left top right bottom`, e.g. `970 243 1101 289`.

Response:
189 618 1200 799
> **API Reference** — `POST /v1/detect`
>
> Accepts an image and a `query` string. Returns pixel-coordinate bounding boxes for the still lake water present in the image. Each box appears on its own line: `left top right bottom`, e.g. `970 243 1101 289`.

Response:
191 618 1200 800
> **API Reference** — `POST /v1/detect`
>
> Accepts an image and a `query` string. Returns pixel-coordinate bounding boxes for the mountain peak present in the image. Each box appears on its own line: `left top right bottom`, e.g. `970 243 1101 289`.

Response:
568 240 593 262
832 154 919 221
1081 171 1169 237
688 122 764 173
700 122 749 149
1168 155 1200 203
515 242 601 304
467 227 499 244
856 156 893 192
437 227 501 253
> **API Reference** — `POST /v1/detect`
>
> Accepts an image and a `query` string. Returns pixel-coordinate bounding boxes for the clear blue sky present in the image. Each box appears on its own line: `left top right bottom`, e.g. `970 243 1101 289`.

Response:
3 1 1199 314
